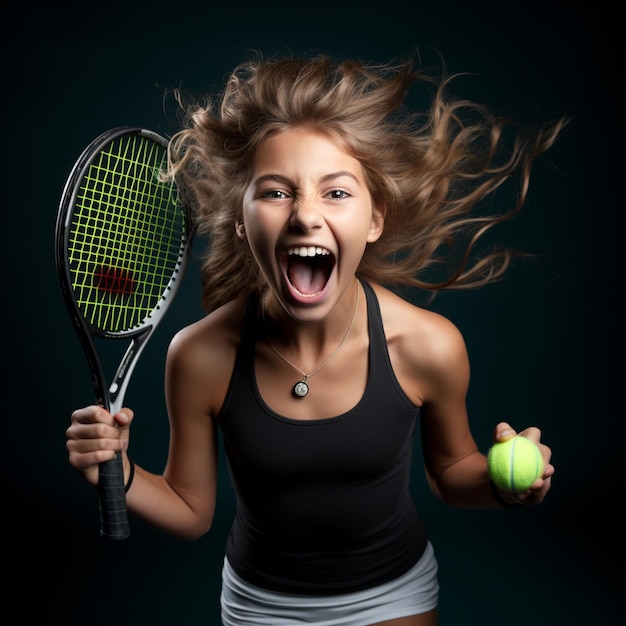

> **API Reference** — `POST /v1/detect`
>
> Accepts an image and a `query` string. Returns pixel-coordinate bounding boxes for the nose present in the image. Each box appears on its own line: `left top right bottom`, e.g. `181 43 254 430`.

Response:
289 195 323 232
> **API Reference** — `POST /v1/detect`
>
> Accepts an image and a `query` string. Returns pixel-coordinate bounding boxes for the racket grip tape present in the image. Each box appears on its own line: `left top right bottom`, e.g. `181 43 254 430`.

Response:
97 452 131 540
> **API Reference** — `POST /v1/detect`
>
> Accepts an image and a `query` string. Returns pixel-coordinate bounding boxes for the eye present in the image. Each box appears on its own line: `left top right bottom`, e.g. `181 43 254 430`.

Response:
325 188 351 200
260 189 290 200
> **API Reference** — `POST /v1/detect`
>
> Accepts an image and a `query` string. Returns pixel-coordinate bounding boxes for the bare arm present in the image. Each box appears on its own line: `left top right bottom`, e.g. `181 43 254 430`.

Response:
377 285 554 509
66 300 244 539
409 312 493 507
419 318 554 507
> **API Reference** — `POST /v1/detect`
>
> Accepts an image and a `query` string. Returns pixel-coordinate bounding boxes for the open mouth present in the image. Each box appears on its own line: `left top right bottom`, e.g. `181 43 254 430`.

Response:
286 246 335 296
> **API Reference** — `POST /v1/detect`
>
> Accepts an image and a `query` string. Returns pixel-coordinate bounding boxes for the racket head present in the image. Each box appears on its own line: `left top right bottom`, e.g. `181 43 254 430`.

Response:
56 126 189 345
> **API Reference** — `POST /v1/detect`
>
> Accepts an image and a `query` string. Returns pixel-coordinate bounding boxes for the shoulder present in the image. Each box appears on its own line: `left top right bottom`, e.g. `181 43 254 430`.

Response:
369 283 469 404
166 296 250 414
169 296 248 358
371 283 466 358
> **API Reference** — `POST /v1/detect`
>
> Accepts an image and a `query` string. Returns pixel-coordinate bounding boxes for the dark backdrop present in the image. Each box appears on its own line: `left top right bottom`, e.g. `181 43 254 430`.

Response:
5 1 622 624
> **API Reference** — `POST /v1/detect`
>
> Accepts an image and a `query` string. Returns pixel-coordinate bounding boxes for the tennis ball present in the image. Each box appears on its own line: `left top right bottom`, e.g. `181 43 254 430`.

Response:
487 435 544 492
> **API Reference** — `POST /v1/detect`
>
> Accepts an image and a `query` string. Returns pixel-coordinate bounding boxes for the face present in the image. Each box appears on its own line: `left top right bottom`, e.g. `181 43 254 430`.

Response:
241 127 384 321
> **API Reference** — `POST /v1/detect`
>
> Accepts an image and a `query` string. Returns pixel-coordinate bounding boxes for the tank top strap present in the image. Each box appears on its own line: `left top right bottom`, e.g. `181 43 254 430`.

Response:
361 280 417 411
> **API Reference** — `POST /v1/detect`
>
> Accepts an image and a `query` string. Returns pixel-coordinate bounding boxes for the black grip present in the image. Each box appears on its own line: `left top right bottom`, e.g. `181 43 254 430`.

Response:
97 452 131 540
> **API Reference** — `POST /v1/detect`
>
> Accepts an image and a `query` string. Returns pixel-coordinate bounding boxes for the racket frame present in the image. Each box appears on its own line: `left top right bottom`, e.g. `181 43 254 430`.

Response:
55 126 190 540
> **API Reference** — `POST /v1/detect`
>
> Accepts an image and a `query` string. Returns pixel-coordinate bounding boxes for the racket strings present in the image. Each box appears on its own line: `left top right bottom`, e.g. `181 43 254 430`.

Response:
68 135 186 333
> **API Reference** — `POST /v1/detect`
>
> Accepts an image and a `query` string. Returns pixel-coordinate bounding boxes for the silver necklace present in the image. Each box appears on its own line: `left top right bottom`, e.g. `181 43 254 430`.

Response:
262 283 360 398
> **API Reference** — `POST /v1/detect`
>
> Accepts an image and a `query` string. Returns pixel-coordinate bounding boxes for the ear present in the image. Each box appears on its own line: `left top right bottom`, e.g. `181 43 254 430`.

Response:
366 204 385 243
235 220 246 239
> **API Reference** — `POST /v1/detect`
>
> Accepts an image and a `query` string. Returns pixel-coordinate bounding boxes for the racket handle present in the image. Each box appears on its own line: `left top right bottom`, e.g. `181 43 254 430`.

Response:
97 452 131 540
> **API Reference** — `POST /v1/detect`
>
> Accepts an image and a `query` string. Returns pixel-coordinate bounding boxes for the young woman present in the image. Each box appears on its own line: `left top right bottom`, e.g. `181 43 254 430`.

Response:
66 54 561 625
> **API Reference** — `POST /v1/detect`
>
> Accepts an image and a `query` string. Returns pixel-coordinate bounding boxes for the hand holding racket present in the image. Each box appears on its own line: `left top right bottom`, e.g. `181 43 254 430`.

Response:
55 127 190 540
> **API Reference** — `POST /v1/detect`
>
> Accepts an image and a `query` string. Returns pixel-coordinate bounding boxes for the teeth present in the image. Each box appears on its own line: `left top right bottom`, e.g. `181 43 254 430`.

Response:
288 246 331 257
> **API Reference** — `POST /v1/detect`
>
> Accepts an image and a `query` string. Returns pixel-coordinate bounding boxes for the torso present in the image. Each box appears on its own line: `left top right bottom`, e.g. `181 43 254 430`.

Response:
214 280 429 594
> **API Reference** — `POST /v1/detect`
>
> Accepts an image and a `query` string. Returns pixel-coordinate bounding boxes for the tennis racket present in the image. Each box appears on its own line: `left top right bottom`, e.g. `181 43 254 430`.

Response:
55 127 190 540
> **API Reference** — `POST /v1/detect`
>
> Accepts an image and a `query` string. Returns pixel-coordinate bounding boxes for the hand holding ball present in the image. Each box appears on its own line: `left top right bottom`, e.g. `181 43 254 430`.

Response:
487 435 544 492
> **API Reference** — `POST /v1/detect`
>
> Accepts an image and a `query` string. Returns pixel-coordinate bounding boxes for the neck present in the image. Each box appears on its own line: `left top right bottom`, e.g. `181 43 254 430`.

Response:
262 280 360 370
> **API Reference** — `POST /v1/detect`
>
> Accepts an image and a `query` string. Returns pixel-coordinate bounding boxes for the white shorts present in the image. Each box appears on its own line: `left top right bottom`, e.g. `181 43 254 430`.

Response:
220 541 439 625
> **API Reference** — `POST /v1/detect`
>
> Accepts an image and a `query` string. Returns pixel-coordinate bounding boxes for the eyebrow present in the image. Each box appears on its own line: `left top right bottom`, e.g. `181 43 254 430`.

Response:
253 171 360 186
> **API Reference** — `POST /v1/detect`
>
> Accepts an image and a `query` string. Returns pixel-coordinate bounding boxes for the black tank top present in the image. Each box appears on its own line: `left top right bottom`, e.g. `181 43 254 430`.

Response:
217 280 428 594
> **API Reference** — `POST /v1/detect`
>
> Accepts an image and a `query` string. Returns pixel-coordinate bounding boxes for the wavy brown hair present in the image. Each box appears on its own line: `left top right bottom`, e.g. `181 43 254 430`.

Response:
166 54 567 313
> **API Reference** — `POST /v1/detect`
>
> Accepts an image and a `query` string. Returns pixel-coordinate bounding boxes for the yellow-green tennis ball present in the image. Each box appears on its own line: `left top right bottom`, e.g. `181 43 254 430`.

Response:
487 436 544 492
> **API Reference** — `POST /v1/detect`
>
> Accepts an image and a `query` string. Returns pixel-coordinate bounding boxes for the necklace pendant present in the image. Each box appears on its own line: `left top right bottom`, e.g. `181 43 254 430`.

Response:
263 282 360 401
293 379 309 398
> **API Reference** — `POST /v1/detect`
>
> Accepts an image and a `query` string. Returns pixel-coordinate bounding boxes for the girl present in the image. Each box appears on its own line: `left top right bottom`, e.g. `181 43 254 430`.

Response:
66 54 560 625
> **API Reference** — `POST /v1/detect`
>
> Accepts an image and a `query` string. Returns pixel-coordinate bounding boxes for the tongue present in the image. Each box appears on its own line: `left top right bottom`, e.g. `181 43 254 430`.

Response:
288 258 328 295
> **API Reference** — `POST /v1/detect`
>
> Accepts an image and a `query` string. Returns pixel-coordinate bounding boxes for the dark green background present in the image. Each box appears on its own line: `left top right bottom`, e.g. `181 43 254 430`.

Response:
5 1 621 624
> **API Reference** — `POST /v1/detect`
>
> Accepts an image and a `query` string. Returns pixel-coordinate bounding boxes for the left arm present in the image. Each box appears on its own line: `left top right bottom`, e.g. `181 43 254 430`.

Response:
415 314 496 508
379 285 554 508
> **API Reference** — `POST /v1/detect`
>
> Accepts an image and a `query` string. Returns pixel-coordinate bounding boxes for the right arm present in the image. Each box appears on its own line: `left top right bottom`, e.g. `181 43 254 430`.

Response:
66 300 244 540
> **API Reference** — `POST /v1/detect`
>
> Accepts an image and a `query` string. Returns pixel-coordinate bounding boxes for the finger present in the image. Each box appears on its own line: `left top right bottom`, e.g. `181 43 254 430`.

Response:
493 422 516 443
517 425 542 444
71 405 115 426
66 433 124 455
522 471 554 502
67 446 120 470
113 407 134 427
542 462 555 480
66 419 122 442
